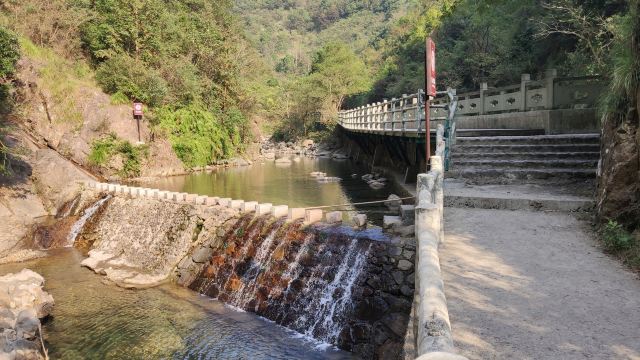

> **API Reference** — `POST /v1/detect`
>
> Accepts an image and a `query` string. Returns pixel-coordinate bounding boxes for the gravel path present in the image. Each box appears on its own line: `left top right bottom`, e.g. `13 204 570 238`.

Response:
440 207 640 360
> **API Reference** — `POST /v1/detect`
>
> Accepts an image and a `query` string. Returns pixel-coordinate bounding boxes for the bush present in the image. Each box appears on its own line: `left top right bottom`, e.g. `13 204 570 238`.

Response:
89 134 148 177
156 104 249 167
601 220 634 251
96 54 168 107
0 27 19 80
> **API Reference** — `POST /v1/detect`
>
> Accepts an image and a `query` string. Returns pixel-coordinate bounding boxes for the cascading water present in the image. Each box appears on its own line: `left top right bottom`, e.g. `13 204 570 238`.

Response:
188 215 373 347
66 195 111 247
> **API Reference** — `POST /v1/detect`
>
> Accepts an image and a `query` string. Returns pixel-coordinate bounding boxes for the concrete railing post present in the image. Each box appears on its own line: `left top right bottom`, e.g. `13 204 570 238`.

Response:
401 94 408 132
382 99 388 131
520 73 530 111
545 69 557 109
390 98 397 131
479 82 488 115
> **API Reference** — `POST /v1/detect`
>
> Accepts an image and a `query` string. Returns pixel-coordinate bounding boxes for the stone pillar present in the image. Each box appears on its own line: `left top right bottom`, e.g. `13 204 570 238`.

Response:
544 69 557 109
304 209 323 224
520 73 530 111
325 211 342 224
229 200 244 209
479 82 488 115
401 94 408 132
242 201 258 213
287 208 305 221
271 205 288 218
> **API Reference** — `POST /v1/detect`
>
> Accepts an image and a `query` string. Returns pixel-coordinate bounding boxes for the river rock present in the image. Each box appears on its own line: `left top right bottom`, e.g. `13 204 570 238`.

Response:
382 312 409 337
192 247 214 263
0 270 53 360
353 214 367 228
400 205 415 225
15 309 39 340
392 224 415 237
384 195 402 212
331 152 349 160
369 181 386 189
275 157 292 165
397 260 413 271
383 216 402 229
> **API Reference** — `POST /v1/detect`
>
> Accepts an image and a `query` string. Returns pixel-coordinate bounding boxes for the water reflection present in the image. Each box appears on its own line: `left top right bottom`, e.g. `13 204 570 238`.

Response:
0 249 354 360
143 157 408 224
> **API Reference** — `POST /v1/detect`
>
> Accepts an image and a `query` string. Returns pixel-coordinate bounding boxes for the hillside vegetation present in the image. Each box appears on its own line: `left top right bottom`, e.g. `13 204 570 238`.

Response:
0 0 633 169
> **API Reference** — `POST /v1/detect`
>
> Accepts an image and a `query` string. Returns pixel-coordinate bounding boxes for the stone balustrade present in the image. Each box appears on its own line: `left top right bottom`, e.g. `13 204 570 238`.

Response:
408 151 467 360
83 182 357 227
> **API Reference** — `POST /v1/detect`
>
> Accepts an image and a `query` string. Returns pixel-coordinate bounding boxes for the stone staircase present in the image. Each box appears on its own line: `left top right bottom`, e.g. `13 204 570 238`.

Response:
444 129 600 211
448 131 599 185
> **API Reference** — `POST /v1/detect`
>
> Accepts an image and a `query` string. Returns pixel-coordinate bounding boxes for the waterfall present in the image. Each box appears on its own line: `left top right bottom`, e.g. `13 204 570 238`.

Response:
300 239 370 343
66 196 111 247
188 216 373 348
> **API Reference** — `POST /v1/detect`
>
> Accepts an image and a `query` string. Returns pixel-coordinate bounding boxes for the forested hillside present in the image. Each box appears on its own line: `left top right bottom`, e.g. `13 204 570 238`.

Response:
236 0 629 138
0 0 633 171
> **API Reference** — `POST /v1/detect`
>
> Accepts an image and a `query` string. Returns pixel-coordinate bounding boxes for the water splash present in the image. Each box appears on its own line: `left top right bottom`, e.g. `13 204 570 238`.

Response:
189 216 372 348
290 238 371 344
66 196 111 247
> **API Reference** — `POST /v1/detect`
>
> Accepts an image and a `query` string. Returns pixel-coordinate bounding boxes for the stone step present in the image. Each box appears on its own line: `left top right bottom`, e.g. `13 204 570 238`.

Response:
444 181 594 212
452 151 600 161
455 134 600 146
453 144 600 154
447 168 596 185
453 159 598 169
456 128 546 137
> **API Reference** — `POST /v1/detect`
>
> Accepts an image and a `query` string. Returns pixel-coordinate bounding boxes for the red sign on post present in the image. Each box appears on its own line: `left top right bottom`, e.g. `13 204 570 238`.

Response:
426 37 436 97
133 102 144 117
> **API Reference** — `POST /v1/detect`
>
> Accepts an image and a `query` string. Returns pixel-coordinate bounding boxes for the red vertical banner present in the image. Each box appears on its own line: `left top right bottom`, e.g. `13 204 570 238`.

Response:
426 37 436 98
425 37 436 169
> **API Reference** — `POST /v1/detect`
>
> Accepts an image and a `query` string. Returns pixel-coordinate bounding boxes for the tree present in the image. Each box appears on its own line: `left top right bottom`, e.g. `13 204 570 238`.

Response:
535 0 619 73
309 42 370 116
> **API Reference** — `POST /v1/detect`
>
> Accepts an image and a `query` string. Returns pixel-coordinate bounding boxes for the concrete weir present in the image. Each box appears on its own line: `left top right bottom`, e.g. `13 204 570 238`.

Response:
76 180 418 359
80 181 365 228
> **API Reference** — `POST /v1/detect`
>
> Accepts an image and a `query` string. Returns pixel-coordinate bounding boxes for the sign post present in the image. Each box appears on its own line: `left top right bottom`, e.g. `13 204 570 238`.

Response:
133 102 143 143
425 37 436 169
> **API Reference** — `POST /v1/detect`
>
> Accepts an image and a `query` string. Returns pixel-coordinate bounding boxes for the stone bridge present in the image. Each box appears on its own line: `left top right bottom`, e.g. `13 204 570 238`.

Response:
337 70 603 181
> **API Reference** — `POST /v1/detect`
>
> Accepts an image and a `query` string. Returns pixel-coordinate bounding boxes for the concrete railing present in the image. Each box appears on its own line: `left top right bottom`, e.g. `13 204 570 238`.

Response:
338 70 602 135
409 130 468 360
338 91 428 134
83 182 356 226
431 69 602 118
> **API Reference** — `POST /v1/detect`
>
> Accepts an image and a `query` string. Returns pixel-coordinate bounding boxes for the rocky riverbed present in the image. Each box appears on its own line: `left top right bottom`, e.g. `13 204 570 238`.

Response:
0 269 54 360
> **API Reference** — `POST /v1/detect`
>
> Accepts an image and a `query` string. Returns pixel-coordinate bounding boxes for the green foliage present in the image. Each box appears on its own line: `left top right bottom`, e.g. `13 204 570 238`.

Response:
89 134 148 177
600 219 639 271
0 26 19 80
602 220 634 251
0 26 19 175
369 0 627 100
156 104 248 167
600 1 639 117
95 54 167 106
310 42 370 112
110 92 130 105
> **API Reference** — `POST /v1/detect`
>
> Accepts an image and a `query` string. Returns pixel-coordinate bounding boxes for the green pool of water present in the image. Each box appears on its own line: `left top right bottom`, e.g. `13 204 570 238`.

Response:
143 157 408 224
0 249 354 359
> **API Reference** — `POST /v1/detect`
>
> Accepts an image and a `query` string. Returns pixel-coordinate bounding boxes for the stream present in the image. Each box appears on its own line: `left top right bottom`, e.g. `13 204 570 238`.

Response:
1 157 407 359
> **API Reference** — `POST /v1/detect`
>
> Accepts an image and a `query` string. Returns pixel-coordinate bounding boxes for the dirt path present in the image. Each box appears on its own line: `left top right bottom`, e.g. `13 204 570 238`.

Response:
440 207 640 360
